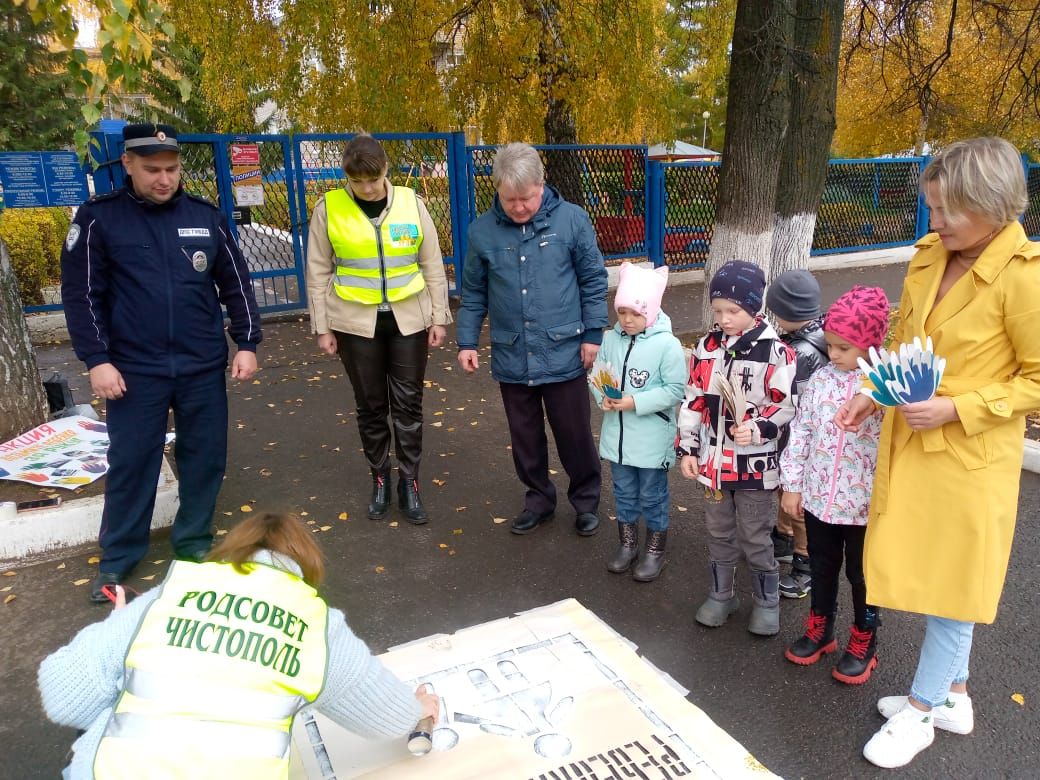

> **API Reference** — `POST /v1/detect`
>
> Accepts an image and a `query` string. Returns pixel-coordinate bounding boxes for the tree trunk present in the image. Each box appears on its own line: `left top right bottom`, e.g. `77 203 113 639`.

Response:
0 239 48 442
701 0 795 329
770 0 845 280
530 0 586 208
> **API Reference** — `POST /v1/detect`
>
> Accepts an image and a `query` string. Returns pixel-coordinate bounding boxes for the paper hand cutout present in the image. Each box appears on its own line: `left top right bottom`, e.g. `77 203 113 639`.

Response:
588 361 623 399
858 337 946 407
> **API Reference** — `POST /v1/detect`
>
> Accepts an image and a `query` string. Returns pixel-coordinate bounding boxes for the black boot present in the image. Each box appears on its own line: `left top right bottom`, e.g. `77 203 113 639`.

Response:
368 467 391 520
607 523 639 573
785 609 837 665
832 623 879 685
633 529 667 582
398 475 429 525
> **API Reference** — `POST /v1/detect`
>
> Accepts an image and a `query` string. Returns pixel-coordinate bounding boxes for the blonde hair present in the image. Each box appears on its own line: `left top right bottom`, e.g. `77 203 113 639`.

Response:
206 512 325 588
492 143 545 190
921 137 1028 227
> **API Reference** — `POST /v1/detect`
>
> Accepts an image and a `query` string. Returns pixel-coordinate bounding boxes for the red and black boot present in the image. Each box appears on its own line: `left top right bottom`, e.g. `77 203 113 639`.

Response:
784 610 837 665
832 622 878 684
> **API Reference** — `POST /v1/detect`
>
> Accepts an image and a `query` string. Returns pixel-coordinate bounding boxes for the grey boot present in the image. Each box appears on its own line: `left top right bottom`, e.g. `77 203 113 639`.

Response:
748 569 781 636
633 529 667 582
607 523 639 573
695 561 741 627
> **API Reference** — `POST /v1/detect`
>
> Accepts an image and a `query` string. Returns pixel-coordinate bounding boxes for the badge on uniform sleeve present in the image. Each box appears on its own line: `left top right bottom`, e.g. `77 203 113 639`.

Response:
65 224 81 251
191 251 208 272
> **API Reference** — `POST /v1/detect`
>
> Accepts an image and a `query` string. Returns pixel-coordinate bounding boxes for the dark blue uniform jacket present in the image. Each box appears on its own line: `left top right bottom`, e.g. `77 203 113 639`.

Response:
60 183 261 377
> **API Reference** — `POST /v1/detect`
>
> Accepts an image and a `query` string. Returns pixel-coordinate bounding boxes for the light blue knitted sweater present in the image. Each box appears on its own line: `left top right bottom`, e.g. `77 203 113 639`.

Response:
37 552 421 779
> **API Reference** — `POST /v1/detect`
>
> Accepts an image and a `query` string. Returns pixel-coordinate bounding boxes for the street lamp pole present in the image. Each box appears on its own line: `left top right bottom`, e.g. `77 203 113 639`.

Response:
701 111 711 148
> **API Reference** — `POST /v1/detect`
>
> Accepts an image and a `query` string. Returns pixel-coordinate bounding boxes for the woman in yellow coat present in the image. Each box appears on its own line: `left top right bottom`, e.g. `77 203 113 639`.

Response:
835 137 1040 769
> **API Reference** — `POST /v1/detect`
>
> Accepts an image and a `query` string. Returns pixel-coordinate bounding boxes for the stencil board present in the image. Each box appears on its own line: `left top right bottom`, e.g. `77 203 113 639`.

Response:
290 598 776 779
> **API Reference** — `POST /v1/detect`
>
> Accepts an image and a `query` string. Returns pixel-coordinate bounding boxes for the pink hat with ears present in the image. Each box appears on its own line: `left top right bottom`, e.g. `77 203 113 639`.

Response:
614 262 669 326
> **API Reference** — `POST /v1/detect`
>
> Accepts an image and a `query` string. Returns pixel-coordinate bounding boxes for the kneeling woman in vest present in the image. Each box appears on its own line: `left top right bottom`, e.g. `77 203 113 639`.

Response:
306 135 453 525
39 512 439 779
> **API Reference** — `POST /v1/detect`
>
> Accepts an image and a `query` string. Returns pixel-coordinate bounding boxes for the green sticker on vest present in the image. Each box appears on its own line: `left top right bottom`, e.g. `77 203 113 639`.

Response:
388 223 419 248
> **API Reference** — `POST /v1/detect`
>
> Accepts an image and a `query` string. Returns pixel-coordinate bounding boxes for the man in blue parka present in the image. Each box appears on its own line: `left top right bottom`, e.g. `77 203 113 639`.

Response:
457 143 607 536
60 123 261 601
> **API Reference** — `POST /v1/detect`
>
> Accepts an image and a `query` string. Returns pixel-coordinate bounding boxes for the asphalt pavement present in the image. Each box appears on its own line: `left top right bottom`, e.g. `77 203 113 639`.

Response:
3 261 1038 779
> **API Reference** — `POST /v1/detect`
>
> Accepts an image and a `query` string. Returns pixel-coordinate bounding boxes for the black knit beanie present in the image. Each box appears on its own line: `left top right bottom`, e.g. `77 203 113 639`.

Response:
765 269 822 321
709 260 766 316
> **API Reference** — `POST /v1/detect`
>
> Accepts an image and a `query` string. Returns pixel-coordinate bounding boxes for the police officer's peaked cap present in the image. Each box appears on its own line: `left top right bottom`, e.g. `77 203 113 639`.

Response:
122 123 180 155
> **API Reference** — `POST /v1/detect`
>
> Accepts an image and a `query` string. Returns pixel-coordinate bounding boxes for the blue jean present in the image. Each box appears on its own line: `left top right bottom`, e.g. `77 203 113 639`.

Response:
610 463 669 532
910 615 974 708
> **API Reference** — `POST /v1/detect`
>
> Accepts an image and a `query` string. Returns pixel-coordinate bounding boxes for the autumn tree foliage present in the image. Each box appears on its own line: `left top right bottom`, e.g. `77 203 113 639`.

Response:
835 0 1040 155
169 0 684 144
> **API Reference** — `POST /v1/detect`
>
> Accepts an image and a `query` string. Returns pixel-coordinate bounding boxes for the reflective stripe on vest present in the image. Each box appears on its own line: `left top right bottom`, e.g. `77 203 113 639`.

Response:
325 186 426 304
93 561 329 780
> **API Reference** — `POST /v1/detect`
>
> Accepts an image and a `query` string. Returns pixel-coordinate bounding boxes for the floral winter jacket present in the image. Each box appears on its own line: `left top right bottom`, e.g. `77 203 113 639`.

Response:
677 319 797 490
779 363 883 525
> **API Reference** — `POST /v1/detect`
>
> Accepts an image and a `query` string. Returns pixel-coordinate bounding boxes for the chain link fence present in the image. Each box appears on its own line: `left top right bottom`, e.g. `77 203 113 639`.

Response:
661 163 718 270
1025 164 1040 239
294 135 456 285
814 160 922 253
468 145 647 263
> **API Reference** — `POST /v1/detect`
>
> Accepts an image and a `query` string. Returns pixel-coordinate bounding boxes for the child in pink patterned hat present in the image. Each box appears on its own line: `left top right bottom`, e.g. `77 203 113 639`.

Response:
779 284 889 684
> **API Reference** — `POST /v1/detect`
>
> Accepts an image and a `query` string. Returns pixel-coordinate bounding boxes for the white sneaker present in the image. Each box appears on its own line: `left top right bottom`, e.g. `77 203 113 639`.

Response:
877 694 974 734
863 703 936 769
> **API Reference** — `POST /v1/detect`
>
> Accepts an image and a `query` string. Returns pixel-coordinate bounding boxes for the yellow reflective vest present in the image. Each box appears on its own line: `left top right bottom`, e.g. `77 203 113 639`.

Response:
325 186 426 304
93 561 329 780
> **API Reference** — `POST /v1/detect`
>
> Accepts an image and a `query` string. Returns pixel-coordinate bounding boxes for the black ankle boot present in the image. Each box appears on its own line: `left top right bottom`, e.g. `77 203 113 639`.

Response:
633 529 667 582
832 623 878 684
398 476 429 525
368 467 391 520
607 523 639 573
785 610 837 665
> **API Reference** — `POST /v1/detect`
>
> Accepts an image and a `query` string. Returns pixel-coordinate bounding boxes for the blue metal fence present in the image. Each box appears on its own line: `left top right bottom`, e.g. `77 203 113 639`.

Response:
22 131 1038 316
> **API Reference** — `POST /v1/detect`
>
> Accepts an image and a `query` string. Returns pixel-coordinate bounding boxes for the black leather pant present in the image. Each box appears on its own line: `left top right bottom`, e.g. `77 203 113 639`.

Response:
334 311 428 477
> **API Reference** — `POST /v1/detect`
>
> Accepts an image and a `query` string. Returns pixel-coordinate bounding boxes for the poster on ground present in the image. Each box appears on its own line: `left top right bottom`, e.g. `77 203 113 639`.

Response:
290 599 776 779
0 416 112 489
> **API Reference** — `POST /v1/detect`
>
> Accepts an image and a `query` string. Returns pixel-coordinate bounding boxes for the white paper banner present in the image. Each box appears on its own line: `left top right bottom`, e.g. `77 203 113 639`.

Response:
0 415 112 489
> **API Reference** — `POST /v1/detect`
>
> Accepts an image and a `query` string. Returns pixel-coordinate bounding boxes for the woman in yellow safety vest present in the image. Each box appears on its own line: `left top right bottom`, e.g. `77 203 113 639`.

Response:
39 511 439 780
306 135 452 525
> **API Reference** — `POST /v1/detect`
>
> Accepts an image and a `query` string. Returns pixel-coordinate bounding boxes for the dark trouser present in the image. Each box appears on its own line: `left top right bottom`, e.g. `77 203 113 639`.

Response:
499 375 601 515
805 510 877 628
335 311 428 477
100 369 228 575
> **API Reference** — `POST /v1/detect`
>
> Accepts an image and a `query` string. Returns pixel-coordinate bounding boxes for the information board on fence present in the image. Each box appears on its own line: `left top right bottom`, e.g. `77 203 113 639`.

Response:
290 599 777 779
231 143 264 207
0 152 89 208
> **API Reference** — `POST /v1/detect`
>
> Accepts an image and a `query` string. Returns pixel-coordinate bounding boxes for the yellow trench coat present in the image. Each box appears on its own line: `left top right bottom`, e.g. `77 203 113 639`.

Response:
865 221 1040 623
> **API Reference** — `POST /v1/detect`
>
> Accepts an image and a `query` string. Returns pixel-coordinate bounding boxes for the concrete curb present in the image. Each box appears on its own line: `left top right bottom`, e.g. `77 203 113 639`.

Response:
0 457 179 568
1023 440 1040 475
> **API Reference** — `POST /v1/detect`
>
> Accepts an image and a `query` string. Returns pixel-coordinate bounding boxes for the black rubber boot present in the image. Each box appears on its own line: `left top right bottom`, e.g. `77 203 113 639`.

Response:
633 529 667 582
832 622 879 685
785 609 838 665
368 467 392 520
607 523 639 573
398 475 429 525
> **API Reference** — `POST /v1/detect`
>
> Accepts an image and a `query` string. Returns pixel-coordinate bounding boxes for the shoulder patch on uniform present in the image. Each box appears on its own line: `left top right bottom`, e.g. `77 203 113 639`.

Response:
184 192 219 209
65 224 81 251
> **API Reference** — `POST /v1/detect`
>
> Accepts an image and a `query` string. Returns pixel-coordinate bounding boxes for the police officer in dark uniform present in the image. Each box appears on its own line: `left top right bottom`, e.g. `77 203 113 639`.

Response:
60 123 262 602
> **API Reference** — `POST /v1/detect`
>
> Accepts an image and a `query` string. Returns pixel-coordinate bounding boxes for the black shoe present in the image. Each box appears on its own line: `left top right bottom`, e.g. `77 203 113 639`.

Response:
90 571 124 604
633 529 667 581
510 509 554 535
174 549 209 564
771 528 794 564
785 610 837 665
575 512 601 537
607 523 639 573
368 467 392 520
832 624 879 685
397 477 429 525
